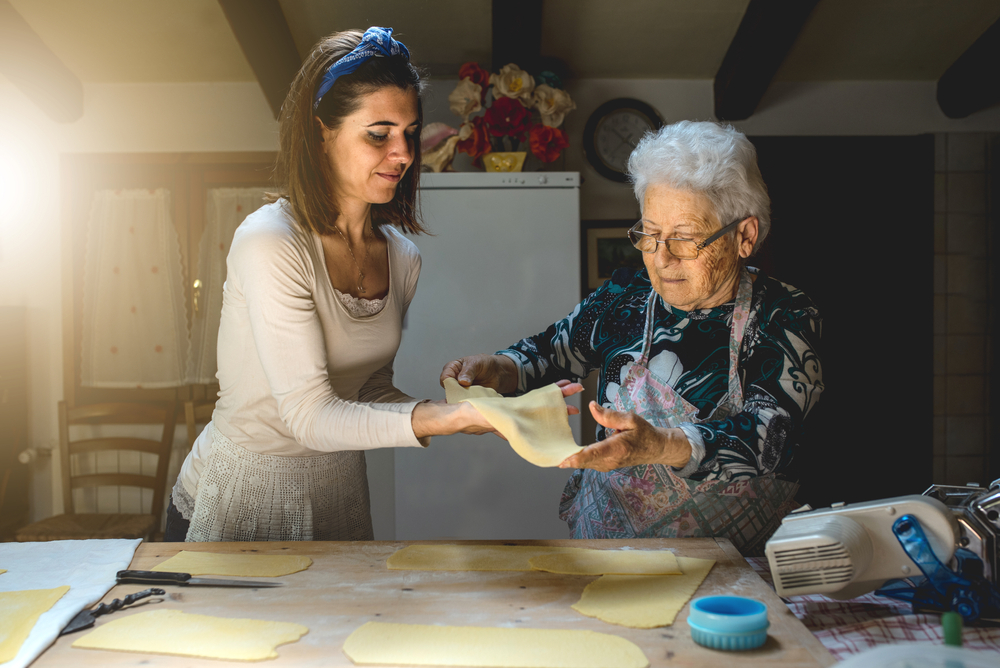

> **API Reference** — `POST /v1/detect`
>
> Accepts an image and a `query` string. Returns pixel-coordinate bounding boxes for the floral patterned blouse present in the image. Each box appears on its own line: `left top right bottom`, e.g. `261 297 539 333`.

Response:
497 267 824 482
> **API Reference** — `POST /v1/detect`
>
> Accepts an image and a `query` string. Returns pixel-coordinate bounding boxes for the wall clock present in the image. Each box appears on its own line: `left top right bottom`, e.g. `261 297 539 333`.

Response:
582 98 663 183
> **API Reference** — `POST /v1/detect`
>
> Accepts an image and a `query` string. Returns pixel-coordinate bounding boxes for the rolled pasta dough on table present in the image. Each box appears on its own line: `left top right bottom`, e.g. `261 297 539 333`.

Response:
71 609 308 661
572 556 716 628
343 621 649 668
151 550 312 577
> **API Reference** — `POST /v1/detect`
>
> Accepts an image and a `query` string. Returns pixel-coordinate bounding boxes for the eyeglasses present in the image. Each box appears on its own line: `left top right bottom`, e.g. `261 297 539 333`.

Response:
627 217 747 260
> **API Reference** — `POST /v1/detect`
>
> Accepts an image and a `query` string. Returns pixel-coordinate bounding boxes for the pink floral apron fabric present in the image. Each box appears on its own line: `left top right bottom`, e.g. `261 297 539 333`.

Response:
559 269 799 556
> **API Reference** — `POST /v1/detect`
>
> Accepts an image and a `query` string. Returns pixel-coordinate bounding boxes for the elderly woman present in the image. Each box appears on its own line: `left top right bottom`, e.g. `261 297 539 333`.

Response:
442 121 823 556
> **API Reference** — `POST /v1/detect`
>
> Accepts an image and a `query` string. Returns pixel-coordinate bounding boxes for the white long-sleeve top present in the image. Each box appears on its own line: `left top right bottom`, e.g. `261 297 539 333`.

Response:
177 201 426 500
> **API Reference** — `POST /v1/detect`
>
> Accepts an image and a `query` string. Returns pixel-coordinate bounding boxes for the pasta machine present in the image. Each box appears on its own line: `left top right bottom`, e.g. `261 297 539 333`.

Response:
764 480 1000 623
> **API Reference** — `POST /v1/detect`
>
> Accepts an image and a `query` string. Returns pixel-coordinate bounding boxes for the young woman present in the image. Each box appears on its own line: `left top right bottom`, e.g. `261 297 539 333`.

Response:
166 27 579 542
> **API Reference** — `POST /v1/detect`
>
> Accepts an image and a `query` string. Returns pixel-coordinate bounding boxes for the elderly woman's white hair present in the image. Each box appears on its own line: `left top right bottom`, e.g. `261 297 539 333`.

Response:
627 121 771 253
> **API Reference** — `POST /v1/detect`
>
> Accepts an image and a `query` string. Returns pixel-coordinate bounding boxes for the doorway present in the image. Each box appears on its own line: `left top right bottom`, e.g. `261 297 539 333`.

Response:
749 135 935 507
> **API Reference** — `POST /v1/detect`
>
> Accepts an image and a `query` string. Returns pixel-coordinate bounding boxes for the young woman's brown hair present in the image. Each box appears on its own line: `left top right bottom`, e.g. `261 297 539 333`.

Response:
270 29 427 235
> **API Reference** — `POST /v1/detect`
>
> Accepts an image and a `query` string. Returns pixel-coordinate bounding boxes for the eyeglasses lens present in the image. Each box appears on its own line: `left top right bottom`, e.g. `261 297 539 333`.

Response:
629 227 698 259
628 229 656 253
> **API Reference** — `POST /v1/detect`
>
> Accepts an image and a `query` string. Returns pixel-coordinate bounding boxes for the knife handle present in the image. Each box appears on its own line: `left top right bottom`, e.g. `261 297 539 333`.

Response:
92 588 166 618
116 570 191 585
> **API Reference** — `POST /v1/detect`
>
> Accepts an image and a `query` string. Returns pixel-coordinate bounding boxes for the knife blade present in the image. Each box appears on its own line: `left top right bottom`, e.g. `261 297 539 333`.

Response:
116 570 283 587
60 587 166 635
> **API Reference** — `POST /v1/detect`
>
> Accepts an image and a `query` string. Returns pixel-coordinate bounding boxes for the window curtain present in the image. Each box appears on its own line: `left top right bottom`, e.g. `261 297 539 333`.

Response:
187 187 268 384
81 188 189 388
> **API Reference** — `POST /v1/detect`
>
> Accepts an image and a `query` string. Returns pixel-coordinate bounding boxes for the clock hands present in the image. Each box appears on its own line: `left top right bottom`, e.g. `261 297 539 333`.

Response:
609 126 638 148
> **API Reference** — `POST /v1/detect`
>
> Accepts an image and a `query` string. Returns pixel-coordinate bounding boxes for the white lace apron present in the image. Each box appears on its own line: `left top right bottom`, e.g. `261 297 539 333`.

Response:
185 424 374 542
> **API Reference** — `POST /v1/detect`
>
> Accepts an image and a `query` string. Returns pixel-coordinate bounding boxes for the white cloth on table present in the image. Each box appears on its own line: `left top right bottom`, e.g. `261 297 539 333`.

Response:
0 539 141 668
174 201 427 529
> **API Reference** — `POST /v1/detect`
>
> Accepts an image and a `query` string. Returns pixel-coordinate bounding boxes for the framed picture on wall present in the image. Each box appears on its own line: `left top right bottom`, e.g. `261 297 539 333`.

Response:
580 220 644 295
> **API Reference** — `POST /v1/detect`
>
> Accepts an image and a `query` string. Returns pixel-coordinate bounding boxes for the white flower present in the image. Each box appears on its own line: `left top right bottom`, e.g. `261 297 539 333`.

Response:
490 63 535 103
458 122 473 141
531 84 576 128
448 78 482 120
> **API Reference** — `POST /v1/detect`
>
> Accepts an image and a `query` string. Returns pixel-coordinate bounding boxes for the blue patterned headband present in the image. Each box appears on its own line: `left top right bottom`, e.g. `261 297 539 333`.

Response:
313 27 410 110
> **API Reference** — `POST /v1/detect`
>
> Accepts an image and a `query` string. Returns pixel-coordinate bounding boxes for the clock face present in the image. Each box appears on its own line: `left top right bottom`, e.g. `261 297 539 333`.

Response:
583 98 663 183
595 110 654 174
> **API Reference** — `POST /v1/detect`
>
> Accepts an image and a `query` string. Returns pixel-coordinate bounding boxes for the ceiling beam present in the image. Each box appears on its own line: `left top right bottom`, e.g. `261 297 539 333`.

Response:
937 17 1000 119
713 0 819 122
491 0 543 73
217 0 301 119
0 0 82 123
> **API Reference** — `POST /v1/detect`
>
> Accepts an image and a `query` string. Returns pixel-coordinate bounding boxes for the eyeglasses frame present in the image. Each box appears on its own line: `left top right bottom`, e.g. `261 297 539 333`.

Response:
627 216 748 260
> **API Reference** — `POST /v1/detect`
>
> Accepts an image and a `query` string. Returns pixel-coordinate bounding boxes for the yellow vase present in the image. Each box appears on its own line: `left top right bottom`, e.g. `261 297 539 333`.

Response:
483 151 527 173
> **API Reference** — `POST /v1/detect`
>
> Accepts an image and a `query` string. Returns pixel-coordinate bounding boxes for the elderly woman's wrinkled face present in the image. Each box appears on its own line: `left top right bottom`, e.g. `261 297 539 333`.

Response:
641 184 754 311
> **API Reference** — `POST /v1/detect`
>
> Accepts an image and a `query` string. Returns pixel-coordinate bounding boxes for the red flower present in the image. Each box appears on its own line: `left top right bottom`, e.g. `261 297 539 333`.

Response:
458 62 490 100
456 116 492 161
529 125 570 162
484 97 531 142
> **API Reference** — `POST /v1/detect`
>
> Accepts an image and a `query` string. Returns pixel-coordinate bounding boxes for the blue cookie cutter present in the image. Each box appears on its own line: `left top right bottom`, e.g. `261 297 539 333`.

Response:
687 596 769 651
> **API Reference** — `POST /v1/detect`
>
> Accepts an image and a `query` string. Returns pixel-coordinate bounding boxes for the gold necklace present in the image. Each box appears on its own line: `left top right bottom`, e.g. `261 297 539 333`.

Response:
334 221 371 294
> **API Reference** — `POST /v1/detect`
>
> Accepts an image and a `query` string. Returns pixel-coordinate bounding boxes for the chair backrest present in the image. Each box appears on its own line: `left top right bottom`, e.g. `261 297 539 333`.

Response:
58 401 177 521
183 400 216 454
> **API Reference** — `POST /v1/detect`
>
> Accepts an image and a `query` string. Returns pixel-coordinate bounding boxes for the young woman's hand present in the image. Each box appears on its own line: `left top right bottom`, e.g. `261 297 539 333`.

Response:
411 381 584 439
411 400 498 439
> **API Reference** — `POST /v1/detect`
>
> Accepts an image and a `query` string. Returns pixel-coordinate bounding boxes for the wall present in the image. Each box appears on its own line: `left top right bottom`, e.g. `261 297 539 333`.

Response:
425 79 1000 219
933 133 998 484
2 74 1000 527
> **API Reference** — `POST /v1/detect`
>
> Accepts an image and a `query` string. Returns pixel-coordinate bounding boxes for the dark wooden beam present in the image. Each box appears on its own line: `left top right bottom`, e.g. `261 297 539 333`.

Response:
0 0 82 123
491 0 543 73
713 0 819 121
937 17 1000 119
217 0 301 119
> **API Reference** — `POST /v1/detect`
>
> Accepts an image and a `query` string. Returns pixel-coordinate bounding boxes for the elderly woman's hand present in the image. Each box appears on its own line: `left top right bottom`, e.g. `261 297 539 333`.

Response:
439 354 519 394
559 402 692 472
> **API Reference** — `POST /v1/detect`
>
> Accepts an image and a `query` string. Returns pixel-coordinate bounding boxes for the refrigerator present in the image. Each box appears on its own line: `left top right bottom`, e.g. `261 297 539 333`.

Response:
365 171 582 540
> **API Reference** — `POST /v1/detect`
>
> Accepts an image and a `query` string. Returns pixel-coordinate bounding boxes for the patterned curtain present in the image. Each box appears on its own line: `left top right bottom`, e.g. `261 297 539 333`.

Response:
81 189 189 388
187 187 268 384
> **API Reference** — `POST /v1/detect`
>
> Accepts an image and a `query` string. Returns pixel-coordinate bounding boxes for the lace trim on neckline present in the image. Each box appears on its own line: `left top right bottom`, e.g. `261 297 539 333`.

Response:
334 288 386 317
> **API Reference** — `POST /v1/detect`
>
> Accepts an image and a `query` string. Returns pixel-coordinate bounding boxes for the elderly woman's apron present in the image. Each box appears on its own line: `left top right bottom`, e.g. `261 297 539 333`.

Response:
559 269 798 556
185 424 374 542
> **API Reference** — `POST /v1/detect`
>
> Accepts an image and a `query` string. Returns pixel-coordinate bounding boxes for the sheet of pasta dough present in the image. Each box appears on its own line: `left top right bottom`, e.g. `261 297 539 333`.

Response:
71 609 308 661
387 544 584 571
530 549 681 575
572 556 715 628
343 621 648 668
443 378 580 467
0 585 70 663
151 550 312 577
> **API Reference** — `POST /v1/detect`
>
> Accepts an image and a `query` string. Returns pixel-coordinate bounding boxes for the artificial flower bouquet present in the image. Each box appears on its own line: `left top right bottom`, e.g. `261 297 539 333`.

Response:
420 62 576 172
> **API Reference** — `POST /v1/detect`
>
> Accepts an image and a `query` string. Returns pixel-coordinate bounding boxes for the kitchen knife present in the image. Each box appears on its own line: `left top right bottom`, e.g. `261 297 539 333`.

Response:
116 570 283 587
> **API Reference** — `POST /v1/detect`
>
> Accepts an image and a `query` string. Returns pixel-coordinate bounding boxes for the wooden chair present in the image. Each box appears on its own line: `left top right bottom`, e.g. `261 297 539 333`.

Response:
16 401 177 542
183 399 215 455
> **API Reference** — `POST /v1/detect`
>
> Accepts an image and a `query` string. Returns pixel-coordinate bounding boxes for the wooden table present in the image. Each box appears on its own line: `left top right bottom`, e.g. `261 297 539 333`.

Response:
35 539 834 667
